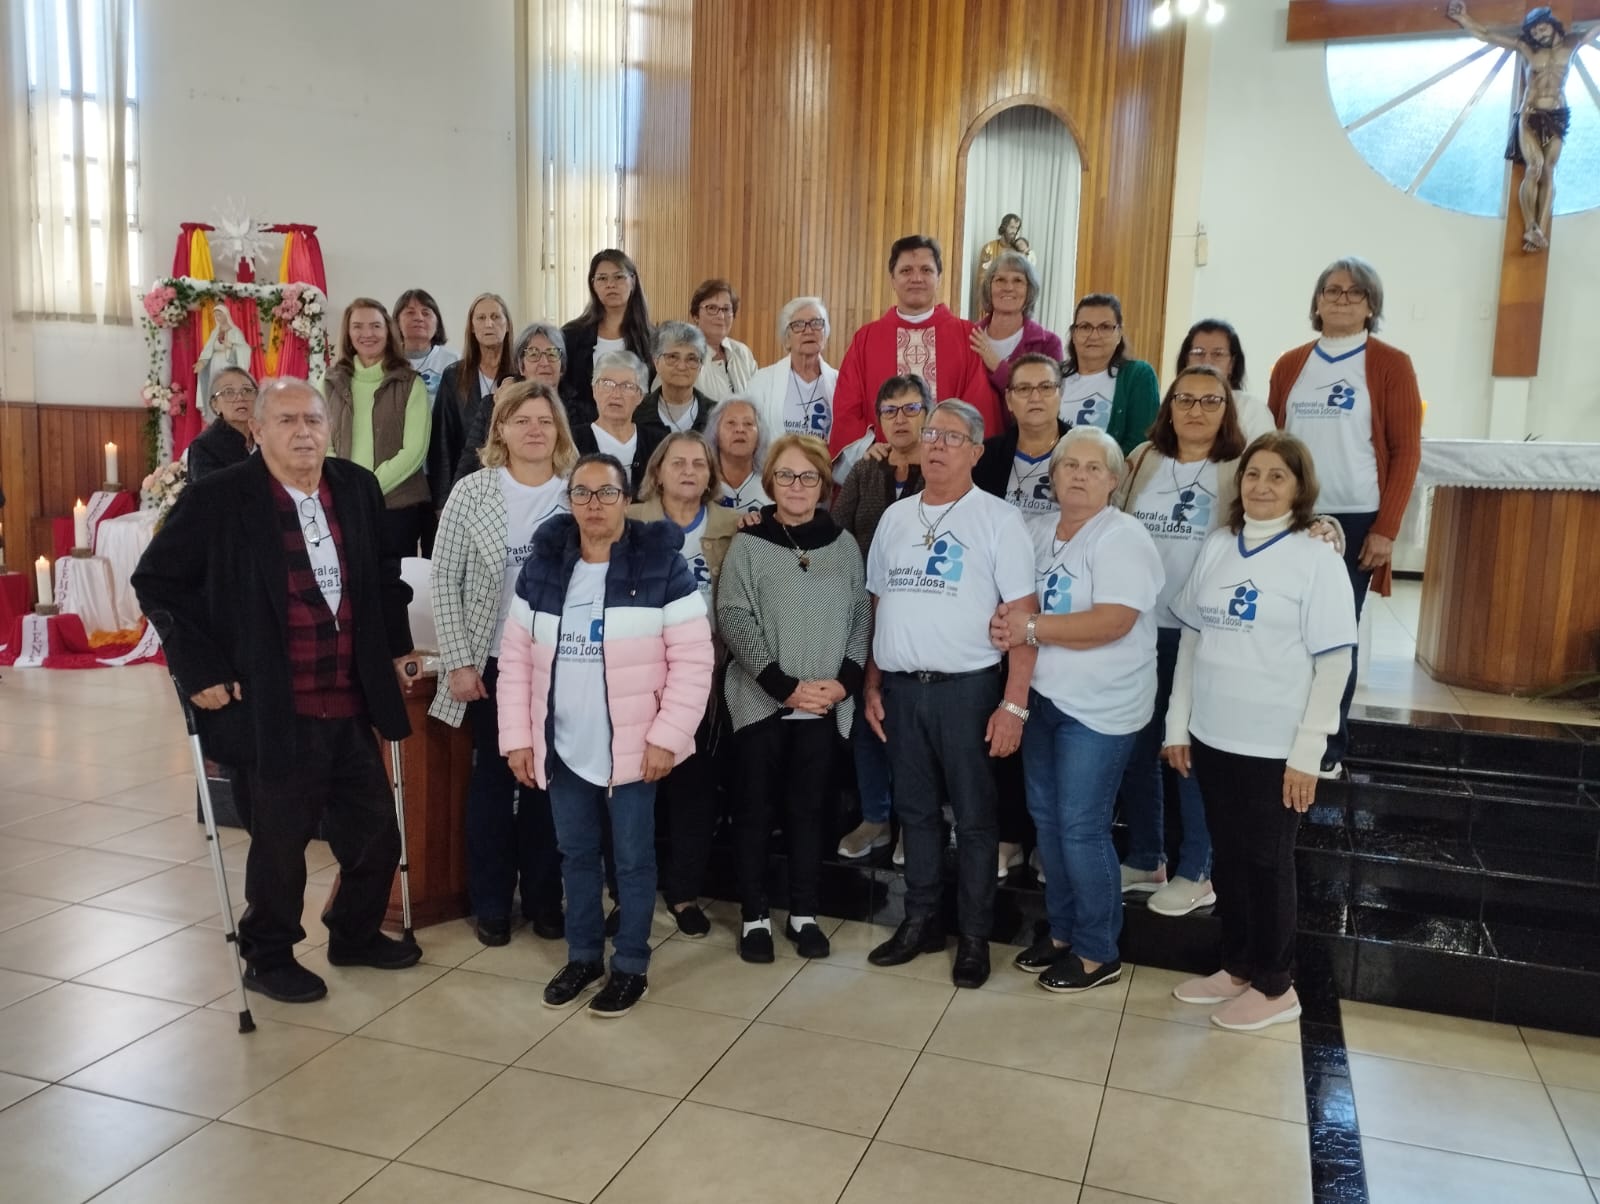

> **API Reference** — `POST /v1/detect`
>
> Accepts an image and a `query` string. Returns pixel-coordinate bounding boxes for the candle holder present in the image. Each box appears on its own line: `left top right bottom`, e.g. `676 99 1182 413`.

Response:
102 481 121 493
33 603 59 616
70 547 94 559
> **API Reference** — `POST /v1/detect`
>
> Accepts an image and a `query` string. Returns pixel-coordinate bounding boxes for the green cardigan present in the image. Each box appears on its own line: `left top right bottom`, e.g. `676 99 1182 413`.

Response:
1102 358 1160 455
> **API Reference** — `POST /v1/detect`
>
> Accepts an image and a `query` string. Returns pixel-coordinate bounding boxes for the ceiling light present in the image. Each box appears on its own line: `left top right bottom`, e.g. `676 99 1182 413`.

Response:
1152 1 1173 29
1206 0 1226 24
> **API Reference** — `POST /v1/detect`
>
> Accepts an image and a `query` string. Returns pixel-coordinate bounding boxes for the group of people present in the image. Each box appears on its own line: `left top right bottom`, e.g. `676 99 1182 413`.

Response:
141 234 1421 1031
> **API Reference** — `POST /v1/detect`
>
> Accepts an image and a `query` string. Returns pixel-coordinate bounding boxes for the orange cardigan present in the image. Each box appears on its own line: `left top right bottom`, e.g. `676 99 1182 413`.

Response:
1268 337 1422 596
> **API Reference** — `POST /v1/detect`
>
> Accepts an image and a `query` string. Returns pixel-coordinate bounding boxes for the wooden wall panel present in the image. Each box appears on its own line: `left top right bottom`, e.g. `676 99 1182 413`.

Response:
630 0 1185 370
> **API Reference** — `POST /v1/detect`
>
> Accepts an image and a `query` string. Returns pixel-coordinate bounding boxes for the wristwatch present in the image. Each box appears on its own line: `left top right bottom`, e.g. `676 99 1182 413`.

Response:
1025 615 1039 647
999 700 1030 722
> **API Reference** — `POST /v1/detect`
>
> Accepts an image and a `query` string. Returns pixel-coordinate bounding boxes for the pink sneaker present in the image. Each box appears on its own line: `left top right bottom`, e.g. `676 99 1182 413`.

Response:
1211 986 1302 1031
1172 969 1250 1005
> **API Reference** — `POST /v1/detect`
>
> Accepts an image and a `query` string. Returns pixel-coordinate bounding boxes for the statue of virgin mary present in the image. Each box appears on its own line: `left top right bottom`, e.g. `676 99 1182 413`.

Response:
194 304 253 403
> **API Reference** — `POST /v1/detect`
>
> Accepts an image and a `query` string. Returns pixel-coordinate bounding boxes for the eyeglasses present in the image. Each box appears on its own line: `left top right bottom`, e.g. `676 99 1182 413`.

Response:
877 400 925 419
699 304 734 318
920 428 974 448
1057 457 1110 476
787 318 826 334
521 348 561 364
298 496 325 547
212 386 258 401
1008 382 1061 399
773 468 822 487
594 379 642 396
1185 347 1232 363
592 272 631 287
1172 393 1225 412
1319 285 1368 303
1072 322 1120 336
659 351 703 367
568 484 624 506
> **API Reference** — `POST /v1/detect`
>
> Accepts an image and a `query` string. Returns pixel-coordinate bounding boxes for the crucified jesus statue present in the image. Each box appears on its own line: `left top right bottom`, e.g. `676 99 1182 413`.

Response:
1447 2 1600 251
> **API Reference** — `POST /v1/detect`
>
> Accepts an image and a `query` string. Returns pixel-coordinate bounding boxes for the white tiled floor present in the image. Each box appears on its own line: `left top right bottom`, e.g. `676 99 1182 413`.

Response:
0 656 1596 1202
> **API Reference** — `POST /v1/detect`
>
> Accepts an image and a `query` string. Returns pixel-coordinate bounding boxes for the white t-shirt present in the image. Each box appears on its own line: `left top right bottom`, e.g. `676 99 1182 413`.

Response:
407 346 459 409
1004 449 1056 518
1060 369 1114 430
988 327 1025 360
591 423 637 466
1029 508 1163 735
1282 339 1379 512
657 399 699 433
1127 454 1222 628
867 487 1034 674
676 506 714 601
718 472 771 514
595 336 626 356
491 471 567 657
784 370 832 438
1170 526 1358 760
478 370 497 400
552 559 612 786
284 485 342 615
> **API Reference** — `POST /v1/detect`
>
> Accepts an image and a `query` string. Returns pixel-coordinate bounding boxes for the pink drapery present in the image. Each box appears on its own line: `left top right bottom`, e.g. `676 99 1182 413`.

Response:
263 224 327 381
169 224 214 455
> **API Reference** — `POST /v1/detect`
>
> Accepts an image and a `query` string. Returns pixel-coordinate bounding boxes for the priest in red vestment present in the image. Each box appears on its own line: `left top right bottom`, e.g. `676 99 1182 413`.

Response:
829 235 1001 466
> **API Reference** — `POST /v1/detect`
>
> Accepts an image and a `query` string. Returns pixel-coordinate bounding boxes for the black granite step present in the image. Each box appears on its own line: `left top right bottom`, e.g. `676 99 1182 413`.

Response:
1347 704 1599 783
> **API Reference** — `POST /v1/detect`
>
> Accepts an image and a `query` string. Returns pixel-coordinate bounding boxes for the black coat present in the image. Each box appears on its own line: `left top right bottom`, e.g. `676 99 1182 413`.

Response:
186 417 252 483
560 320 654 427
975 419 1071 500
428 361 516 510
571 420 665 497
132 456 414 776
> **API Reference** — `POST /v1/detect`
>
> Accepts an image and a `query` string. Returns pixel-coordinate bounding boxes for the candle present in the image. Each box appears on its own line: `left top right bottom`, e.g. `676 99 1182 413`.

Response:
104 442 119 485
73 498 89 550
34 556 50 604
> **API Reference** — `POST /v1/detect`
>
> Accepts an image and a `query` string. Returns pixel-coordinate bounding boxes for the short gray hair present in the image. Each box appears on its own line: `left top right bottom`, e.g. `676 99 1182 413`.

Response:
930 398 985 445
513 321 567 369
704 396 770 468
653 320 707 361
209 366 257 414
592 348 649 387
777 296 831 348
1311 256 1384 333
255 376 324 423
980 250 1040 318
1049 426 1125 481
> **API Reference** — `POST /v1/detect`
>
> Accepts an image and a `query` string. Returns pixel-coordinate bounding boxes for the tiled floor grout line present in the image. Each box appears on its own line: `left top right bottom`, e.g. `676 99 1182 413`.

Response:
1521 1024 1598 1182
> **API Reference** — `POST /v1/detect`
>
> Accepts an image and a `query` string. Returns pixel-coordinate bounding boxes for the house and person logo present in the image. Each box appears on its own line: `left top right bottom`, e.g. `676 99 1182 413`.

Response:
689 554 711 591
806 399 830 433
1039 563 1074 614
925 533 966 582
1325 379 1357 410
588 616 605 643
1074 392 1110 426
1170 487 1213 530
1224 578 1261 622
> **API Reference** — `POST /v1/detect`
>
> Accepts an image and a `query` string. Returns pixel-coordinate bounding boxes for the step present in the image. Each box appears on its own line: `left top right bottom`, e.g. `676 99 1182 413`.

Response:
1347 704 1599 783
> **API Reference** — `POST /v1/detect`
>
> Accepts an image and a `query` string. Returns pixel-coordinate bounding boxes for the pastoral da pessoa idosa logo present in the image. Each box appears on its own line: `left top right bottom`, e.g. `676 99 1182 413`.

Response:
886 530 968 595
1037 563 1075 615
1196 578 1262 631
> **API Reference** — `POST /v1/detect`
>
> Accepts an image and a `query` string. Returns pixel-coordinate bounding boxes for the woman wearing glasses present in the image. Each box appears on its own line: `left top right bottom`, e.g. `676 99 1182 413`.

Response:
1112 365 1247 918
719 434 870 963
831 375 929 862
635 322 716 441
1173 319 1275 442
969 252 1064 397
561 250 656 424
745 298 840 466
454 322 569 483
499 453 715 1018
572 350 665 495
690 279 758 402
1060 293 1160 456
1268 257 1422 774
432 381 576 947
188 367 258 482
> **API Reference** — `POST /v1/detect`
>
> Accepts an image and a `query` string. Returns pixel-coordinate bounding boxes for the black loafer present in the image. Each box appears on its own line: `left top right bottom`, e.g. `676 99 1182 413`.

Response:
673 904 711 938
543 959 606 1008
528 908 565 941
952 936 990 989
1012 935 1069 974
1039 955 1123 995
738 926 775 964
244 961 327 1003
589 970 648 1018
325 933 422 970
476 917 511 947
785 921 831 959
867 918 944 967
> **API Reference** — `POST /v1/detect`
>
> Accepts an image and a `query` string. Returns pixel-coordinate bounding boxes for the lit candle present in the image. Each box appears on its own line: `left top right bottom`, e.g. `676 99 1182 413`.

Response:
34 556 50 604
73 498 89 550
104 442 119 485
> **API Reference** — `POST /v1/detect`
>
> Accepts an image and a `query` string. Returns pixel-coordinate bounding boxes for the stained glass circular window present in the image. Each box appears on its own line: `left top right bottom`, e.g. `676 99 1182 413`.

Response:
1326 37 1600 217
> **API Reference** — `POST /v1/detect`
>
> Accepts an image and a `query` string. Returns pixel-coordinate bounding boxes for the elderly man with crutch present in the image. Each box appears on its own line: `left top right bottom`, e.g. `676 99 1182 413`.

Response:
135 376 424 1005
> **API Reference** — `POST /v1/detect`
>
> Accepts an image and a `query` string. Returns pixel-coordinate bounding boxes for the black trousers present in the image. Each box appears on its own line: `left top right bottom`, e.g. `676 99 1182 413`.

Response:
238 715 399 969
735 714 836 920
1190 736 1301 997
656 706 721 908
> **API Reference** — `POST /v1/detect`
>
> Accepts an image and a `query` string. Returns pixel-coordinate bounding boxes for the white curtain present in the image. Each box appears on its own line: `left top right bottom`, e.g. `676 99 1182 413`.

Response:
520 0 626 327
960 105 1080 340
5 0 134 322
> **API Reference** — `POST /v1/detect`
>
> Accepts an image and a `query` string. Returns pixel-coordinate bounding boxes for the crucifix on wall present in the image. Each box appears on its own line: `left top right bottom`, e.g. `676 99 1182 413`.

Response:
1288 0 1600 378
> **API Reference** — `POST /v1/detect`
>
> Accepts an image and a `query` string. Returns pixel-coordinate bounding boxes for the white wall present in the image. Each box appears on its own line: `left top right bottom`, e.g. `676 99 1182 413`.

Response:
1169 3 1600 442
5 0 519 407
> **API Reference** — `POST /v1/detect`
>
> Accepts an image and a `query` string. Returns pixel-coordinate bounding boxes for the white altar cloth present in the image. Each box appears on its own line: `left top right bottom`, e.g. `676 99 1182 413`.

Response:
1417 439 1600 491
94 508 158 629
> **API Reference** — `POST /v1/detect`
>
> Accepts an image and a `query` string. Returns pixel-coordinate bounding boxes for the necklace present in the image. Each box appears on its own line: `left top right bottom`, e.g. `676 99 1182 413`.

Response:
776 517 811 571
1009 452 1051 507
917 486 973 549
661 398 696 433
1170 456 1209 493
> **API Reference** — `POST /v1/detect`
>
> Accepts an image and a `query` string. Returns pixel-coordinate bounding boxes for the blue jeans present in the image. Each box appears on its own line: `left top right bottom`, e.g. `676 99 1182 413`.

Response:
1022 694 1138 965
546 754 658 975
1119 626 1212 882
1325 510 1379 767
851 709 893 825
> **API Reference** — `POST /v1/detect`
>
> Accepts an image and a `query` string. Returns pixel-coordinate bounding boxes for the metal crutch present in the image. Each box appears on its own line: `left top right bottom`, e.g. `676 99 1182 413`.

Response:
174 676 255 1034
389 662 418 945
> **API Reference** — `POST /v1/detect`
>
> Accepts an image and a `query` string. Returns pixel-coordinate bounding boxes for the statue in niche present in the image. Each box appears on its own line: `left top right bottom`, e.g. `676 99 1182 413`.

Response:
1447 2 1600 251
194 304 253 404
975 214 1033 315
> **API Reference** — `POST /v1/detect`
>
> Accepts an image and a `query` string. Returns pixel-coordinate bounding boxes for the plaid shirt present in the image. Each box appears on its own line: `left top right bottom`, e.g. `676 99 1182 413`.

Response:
271 479 361 719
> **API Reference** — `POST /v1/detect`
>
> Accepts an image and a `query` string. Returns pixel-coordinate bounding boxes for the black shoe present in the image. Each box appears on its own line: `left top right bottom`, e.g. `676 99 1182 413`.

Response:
543 959 606 1009
785 920 831 959
738 924 775 964
867 917 944 967
1039 955 1123 994
589 970 648 1018
604 904 621 937
475 917 511 947
243 961 327 1003
325 932 422 970
952 936 990 989
1012 935 1070 974
673 904 711 938
528 907 565 941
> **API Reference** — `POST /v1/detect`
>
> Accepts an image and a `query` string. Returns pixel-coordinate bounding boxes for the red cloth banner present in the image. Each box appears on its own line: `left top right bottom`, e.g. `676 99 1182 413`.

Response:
0 612 163 669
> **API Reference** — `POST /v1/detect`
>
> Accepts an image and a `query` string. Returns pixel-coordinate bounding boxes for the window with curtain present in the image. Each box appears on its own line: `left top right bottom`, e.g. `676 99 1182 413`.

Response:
520 0 625 325
8 0 139 322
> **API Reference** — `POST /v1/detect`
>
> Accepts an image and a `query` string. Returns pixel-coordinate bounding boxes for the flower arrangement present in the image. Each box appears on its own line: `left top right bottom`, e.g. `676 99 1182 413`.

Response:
141 460 189 528
141 283 185 327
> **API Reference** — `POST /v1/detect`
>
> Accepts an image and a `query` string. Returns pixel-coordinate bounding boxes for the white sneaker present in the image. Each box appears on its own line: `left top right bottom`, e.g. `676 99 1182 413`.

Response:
892 832 905 867
997 842 1024 881
1029 848 1046 884
1146 876 1217 917
837 821 891 859
1120 863 1167 895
